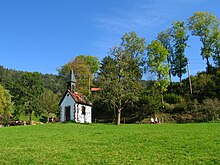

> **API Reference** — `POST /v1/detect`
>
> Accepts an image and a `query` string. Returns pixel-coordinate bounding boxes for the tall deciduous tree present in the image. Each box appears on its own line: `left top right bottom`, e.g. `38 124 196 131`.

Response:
98 32 146 125
211 28 220 67
157 29 173 82
147 40 170 105
170 21 188 82
187 12 220 73
58 55 100 96
84 55 101 76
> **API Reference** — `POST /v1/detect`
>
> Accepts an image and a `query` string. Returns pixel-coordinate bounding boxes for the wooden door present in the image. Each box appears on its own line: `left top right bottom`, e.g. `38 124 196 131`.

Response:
65 106 71 121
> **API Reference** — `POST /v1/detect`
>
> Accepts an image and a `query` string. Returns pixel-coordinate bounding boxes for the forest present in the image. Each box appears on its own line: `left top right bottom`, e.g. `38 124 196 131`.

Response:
0 11 220 126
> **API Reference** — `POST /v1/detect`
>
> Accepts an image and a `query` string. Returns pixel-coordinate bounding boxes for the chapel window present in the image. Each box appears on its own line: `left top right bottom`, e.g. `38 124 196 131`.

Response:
82 106 86 115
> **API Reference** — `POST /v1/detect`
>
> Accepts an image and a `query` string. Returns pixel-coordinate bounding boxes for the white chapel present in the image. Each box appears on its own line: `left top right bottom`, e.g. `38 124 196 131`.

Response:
59 70 92 123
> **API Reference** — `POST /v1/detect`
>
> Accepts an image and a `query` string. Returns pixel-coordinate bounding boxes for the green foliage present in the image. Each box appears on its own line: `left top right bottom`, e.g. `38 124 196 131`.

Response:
147 40 170 104
199 98 220 121
41 73 66 95
84 55 101 76
164 93 182 104
191 72 216 101
35 89 60 122
97 32 146 125
187 12 220 72
18 72 44 122
142 94 162 116
57 55 96 96
157 29 173 81
0 66 64 120
170 21 188 82
0 84 14 126
1 11 220 124
211 28 220 67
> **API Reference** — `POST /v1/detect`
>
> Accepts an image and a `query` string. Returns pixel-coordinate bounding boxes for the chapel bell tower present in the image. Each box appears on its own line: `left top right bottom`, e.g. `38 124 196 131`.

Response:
67 70 76 92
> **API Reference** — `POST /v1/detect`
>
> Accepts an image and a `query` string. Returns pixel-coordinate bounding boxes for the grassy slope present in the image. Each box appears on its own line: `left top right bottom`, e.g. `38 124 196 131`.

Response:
0 123 219 164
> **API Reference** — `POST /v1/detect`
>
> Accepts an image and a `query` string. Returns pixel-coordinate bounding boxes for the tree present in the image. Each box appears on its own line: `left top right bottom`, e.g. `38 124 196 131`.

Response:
157 29 173 82
187 12 220 73
57 55 97 96
211 28 220 67
18 72 43 123
0 84 13 126
191 72 215 102
35 89 60 123
170 21 188 82
147 40 170 105
84 55 101 76
98 32 146 125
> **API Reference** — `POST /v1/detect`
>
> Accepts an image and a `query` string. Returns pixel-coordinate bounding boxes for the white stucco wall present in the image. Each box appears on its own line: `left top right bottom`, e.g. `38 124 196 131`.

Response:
75 104 92 123
60 93 75 122
60 91 92 123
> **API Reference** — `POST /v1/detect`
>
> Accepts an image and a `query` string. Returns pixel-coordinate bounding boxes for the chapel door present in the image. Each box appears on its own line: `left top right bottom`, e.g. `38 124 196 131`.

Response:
65 106 71 121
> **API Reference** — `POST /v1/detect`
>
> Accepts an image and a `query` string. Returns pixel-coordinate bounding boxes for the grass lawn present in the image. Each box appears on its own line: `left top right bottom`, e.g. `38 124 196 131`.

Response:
0 123 219 164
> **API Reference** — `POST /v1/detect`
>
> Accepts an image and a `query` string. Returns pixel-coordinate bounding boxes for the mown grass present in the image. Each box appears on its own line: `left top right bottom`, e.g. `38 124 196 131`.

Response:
0 123 219 164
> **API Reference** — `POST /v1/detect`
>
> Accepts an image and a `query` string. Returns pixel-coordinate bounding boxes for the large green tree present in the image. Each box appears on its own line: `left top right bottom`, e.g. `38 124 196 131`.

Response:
170 21 188 82
98 32 146 125
84 55 101 76
58 55 100 96
35 89 60 122
211 28 220 67
187 12 220 73
147 40 170 105
157 29 173 82
0 84 13 126
18 72 43 123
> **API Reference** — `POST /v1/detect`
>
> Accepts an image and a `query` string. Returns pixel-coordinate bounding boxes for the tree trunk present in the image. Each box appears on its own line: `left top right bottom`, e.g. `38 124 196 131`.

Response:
161 94 164 107
116 100 122 125
169 70 172 83
29 111 33 125
206 57 210 73
161 90 165 109
117 109 121 125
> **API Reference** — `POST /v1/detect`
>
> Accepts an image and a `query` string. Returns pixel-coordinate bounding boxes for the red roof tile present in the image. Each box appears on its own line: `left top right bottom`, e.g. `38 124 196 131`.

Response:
91 88 103 92
59 90 92 106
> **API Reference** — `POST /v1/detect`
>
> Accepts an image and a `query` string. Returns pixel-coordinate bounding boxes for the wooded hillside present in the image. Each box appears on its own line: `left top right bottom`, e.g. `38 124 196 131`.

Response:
0 11 220 125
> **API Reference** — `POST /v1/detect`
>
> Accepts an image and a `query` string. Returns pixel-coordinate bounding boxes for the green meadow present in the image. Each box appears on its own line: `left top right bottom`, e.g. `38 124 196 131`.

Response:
0 123 219 164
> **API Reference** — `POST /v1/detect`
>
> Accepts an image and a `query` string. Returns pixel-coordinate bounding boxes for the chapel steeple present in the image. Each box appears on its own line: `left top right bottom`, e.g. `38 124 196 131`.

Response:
67 70 76 92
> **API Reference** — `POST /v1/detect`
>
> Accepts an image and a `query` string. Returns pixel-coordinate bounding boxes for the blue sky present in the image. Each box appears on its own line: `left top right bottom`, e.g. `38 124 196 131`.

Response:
0 0 219 80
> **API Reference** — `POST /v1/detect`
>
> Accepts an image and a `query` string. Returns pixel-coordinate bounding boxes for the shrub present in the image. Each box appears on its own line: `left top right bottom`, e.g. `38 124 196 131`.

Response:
199 98 220 121
164 93 182 104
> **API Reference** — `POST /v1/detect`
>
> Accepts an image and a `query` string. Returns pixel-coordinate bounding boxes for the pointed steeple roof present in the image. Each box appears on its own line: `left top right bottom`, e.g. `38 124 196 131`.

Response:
66 69 76 92
68 69 76 83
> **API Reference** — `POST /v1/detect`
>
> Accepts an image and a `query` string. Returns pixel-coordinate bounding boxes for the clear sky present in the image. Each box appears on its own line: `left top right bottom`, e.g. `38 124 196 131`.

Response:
0 0 219 79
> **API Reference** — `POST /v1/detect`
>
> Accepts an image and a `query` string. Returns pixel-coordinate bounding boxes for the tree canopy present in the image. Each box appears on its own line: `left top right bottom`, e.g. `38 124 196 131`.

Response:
0 84 13 126
187 12 220 72
58 55 100 96
97 32 146 125
147 40 170 105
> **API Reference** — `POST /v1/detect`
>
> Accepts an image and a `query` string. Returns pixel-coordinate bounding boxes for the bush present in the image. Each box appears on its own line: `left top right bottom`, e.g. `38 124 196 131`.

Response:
164 93 182 104
199 98 220 121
